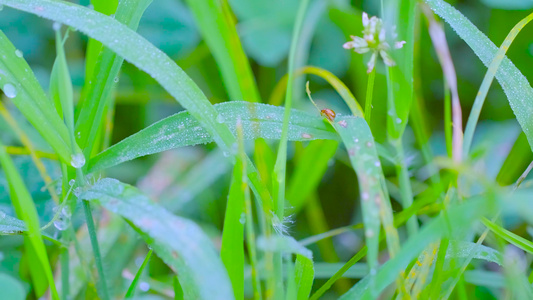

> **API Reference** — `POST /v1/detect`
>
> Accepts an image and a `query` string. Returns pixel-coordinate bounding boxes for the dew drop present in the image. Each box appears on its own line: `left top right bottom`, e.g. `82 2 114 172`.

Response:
365 229 374 237
14 49 23 58
301 133 312 139
222 151 230 157
70 153 86 169
69 179 75 186
177 123 185 130
52 22 61 31
366 141 372 148
396 118 402 124
239 213 246 224
3 83 17 98
374 161 381 167
114 77 119 83
54 217 68 231
216 114 225 123
61 206 72 218
73 187 81 198
362 192 369 201
139 282 150 292
354 138 359 143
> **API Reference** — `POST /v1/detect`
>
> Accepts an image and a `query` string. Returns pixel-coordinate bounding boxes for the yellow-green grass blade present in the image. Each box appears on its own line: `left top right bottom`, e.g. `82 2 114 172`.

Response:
269 66 363 117
294 254 314 300
0 142 59 299
425 0 533 152
0 31 72 163
185 0 261 103
79 178 234 300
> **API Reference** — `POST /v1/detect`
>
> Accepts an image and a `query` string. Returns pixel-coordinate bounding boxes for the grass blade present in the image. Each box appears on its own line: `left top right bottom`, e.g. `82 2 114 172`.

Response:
185 0 261 103
124 249 153 298
0 31 73 163
425 0 533 151
87 101 336 173
0 142 59 299
482 217 533 254
294 254 314 300
462 12 533 157
79 178 234 300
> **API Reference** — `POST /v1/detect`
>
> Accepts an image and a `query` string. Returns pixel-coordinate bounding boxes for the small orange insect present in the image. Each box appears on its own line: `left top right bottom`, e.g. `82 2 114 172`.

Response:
321 108 336 122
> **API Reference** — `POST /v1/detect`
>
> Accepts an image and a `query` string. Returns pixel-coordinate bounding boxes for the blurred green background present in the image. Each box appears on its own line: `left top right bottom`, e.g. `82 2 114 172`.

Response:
0 0 532 298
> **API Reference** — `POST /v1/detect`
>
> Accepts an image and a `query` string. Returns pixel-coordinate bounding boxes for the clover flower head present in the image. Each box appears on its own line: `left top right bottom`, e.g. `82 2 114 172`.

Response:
343 12 406 73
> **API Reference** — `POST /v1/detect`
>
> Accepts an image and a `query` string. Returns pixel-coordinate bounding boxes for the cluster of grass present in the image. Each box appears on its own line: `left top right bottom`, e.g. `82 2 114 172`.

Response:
0 0 532 299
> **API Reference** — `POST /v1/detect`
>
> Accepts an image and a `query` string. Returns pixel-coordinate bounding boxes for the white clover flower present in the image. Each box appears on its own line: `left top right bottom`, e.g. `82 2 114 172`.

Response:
343 12 406 73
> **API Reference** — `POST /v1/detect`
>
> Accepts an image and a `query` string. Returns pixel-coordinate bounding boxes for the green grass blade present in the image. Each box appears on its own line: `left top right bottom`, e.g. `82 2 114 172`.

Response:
75 0 152 158
332 116 400 293
294 254 314 300
0 31 72 163
124 249 153 298
221 158 245 299
482 217 533 254
87 101 336 173
463 12 533 157
79 178 234 300
0 142 59 299
425 0 533 151
185 0 261 103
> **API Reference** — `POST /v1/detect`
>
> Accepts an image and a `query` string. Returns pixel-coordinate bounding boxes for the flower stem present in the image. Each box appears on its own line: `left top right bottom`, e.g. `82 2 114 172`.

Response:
365 68 376 124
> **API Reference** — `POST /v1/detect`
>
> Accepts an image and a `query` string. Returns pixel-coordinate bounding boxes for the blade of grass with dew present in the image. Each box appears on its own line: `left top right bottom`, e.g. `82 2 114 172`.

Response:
0 31 73 163
482 217 533 254
286 140 338 214
0 142 59 299
463 11 533 157
79 178 234 300
220 150 245 299
0 0 276 218
294 254 314 300
75 0 152 159
124 249 153 298
184 0 260 103
87 101 337 173
425 0 533 151
330 115 401 295
269 66 364 117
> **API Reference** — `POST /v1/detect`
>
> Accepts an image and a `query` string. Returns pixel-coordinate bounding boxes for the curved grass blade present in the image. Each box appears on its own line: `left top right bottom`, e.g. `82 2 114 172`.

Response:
87 101 337 173
482 217 533 254
0 31 72 163
0 142 59 299
269 66 363 117
462 12 533 157
79 178 234 300
0 211 26 234
185 0 260 103
425 0 533 151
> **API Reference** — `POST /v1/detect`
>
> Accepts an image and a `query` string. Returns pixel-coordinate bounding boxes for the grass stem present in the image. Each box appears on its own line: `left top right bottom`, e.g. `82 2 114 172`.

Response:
364 68 376 124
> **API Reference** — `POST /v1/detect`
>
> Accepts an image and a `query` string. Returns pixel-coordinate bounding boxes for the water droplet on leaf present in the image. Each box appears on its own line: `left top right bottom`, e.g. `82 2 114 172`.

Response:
15 50 23 58
3 83 17 98
70 153 86 168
